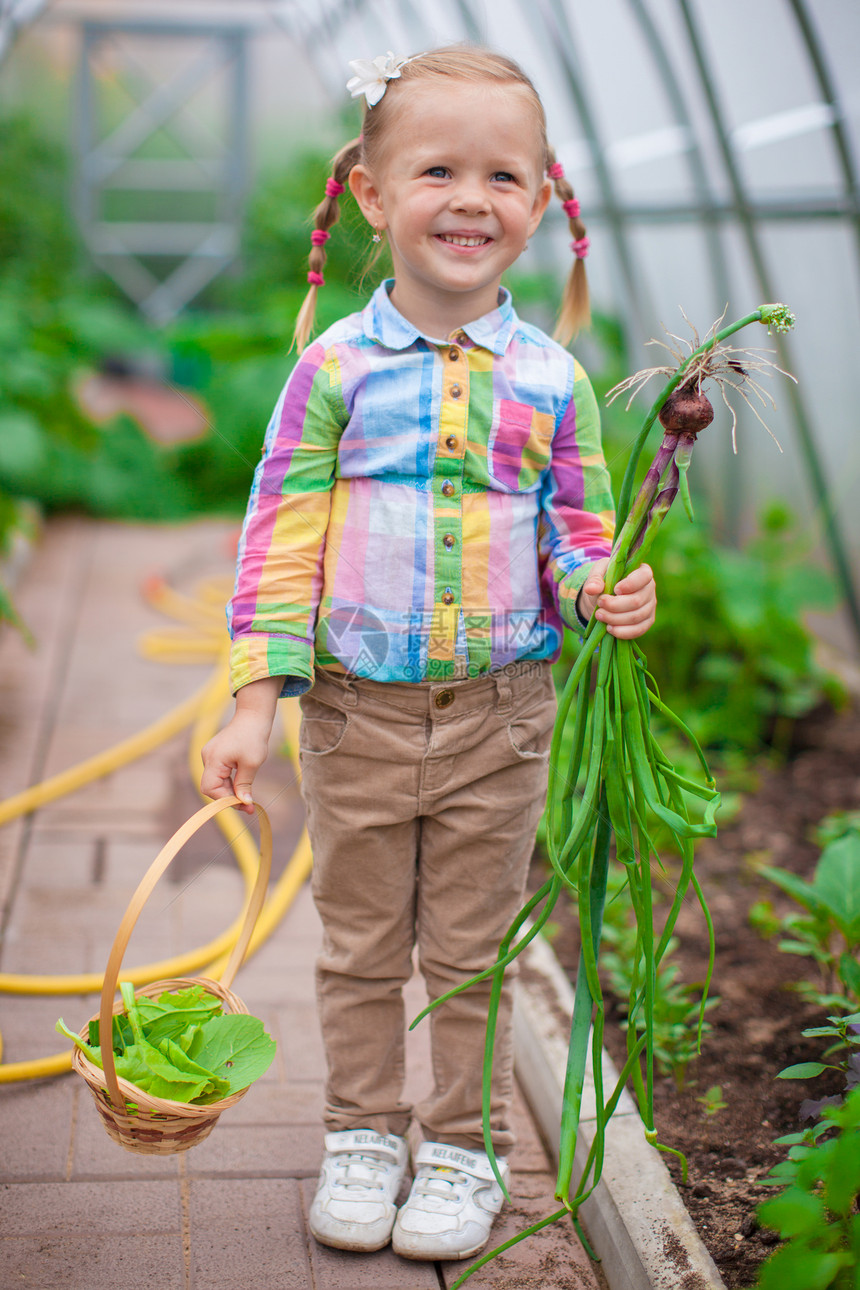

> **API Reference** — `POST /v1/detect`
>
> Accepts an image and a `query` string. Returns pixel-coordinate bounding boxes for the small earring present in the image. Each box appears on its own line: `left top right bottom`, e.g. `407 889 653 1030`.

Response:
372 227 382 244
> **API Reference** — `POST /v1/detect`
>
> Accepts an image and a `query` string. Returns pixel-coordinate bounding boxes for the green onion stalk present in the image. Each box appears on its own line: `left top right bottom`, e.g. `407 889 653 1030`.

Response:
410 303 797 1287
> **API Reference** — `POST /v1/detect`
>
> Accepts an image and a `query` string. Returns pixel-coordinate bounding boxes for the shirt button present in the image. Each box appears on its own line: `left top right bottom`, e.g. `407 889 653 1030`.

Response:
445 435 457 450
441 481 455 497
434 689 456 709
443 533 456 550
450 384 462 398
441 589 455 605
449 347 459 361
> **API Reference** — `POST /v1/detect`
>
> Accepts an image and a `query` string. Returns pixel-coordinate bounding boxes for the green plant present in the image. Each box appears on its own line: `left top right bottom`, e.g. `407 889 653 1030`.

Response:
696 1084 728 1117
0 289 194 520
749 897 783 941
580 309 841 771
598 863 720 1091
604 931 719 1092
643 501 842 758
0 110 198 526
755 814 860 1011
537 500 839 868
0 113 79 295
0 495 37 637
751 1084 860 1290
749 824 860 1289
776 1010 860 1124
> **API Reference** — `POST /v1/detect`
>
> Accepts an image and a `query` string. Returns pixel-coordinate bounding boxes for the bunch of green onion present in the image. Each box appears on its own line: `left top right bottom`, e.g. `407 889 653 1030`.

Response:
413 303 796 1285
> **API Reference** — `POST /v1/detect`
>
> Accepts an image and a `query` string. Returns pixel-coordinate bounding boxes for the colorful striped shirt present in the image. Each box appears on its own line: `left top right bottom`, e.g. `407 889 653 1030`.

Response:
228 282 614 696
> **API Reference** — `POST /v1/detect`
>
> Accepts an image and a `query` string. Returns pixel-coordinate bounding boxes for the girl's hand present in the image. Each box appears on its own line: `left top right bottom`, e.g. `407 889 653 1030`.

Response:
577 560 656 639
200 676 282 814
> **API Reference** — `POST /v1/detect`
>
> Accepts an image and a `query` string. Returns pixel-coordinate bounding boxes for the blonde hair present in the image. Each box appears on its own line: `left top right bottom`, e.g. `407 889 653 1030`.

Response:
292 45 589 352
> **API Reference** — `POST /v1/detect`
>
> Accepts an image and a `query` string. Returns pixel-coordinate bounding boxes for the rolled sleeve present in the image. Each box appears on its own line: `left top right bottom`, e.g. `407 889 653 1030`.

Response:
539 360 615 633
228 342 347 694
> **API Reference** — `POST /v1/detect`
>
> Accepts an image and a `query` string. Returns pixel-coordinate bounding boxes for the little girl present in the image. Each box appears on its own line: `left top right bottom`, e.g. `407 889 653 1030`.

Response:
201 45 656 1263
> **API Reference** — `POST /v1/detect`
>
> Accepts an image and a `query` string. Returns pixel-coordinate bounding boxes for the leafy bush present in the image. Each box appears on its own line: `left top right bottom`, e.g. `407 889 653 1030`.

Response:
0 112 193 529
0 112 78 292
0 124 372 544
642 500 842 757
0 288 195 519
750 817 860 1289
752 812 860 1011
752 1084 860 1290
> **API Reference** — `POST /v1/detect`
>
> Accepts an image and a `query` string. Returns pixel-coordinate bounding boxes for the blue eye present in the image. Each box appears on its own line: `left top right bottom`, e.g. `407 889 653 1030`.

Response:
426 166 449 178
493 172 516 184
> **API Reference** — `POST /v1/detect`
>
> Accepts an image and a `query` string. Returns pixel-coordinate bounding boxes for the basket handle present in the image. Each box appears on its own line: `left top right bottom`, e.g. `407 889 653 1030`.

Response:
98 795 273 1111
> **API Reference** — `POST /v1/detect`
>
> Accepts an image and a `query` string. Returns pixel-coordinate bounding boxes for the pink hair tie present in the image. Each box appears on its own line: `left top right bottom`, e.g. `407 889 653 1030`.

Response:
325 178 345 198
547 162 565 180
311 229 331 246
571 236 590 259
562 197 581 219
308 270 325 286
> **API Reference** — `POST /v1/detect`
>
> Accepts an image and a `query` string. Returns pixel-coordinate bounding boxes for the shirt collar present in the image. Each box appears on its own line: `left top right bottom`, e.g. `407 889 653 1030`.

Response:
362 280 518 356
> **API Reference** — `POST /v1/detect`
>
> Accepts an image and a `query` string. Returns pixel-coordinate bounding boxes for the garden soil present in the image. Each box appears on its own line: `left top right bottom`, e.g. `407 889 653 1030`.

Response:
534 698 860 1289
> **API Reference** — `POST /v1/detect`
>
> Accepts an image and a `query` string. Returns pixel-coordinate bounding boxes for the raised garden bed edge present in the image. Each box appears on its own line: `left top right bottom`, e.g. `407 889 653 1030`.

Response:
514 929 727 1290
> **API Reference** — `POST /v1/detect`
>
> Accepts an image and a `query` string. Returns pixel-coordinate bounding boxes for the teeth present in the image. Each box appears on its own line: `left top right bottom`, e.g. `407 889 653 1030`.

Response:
440 235 489 247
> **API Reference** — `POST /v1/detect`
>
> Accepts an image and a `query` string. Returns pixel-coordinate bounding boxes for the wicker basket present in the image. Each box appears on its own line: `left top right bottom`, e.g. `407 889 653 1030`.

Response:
71 795 272 1155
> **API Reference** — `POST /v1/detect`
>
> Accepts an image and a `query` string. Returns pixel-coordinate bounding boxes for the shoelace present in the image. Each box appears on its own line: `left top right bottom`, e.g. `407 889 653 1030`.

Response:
412 1166 471 1205
332 1150 393 1192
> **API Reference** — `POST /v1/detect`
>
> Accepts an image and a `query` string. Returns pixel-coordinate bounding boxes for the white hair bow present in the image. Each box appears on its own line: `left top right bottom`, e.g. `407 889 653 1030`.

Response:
346 52 415 107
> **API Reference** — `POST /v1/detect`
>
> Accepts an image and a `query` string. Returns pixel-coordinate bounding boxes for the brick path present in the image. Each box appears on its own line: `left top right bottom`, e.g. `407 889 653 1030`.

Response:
0 517 606 1290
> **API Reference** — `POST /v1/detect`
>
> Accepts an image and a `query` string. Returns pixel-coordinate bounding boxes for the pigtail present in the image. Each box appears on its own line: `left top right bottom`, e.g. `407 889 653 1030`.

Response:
292 136 364 353
546 151 590 347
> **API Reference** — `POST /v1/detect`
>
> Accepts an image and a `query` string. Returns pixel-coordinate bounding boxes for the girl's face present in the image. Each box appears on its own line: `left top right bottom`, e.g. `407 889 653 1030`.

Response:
349 79 552 335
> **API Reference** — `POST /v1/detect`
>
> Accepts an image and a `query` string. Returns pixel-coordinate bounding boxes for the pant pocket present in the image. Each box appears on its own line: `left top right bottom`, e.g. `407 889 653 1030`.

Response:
505 675 556 761
507 722 551 761
299 693 350 755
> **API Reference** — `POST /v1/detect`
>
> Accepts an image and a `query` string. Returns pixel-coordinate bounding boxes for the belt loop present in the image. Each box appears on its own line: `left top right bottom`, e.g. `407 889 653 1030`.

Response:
340 673 359 708
317 667 359 708
494 668 513 715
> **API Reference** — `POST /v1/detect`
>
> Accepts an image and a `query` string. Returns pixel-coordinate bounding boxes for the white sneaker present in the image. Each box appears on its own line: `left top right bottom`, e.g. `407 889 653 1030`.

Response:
309 1129 409 1252
392 1141 510 1260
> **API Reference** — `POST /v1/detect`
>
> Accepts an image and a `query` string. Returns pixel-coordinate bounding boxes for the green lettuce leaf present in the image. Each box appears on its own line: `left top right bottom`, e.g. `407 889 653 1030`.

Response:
114 981 222 1103
88 1012 133 1053
134 988 223 1046
112 1042 217 1102
189 1014 276 1095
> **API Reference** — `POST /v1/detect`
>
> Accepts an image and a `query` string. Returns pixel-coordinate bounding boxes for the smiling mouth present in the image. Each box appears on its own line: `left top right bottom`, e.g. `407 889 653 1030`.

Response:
437 234 492 247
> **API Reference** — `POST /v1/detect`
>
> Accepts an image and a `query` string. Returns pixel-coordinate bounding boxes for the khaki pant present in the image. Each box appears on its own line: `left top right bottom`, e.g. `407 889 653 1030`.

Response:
298 661 556 1153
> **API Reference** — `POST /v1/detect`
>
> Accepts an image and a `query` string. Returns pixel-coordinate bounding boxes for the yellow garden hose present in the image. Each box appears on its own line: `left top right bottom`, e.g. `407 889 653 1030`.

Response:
0 667 225 833
0 569 312 1083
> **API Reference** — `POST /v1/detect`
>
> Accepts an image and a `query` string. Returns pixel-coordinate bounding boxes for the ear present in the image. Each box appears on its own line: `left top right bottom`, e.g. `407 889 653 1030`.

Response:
349 164 387 232
527 179 553 238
